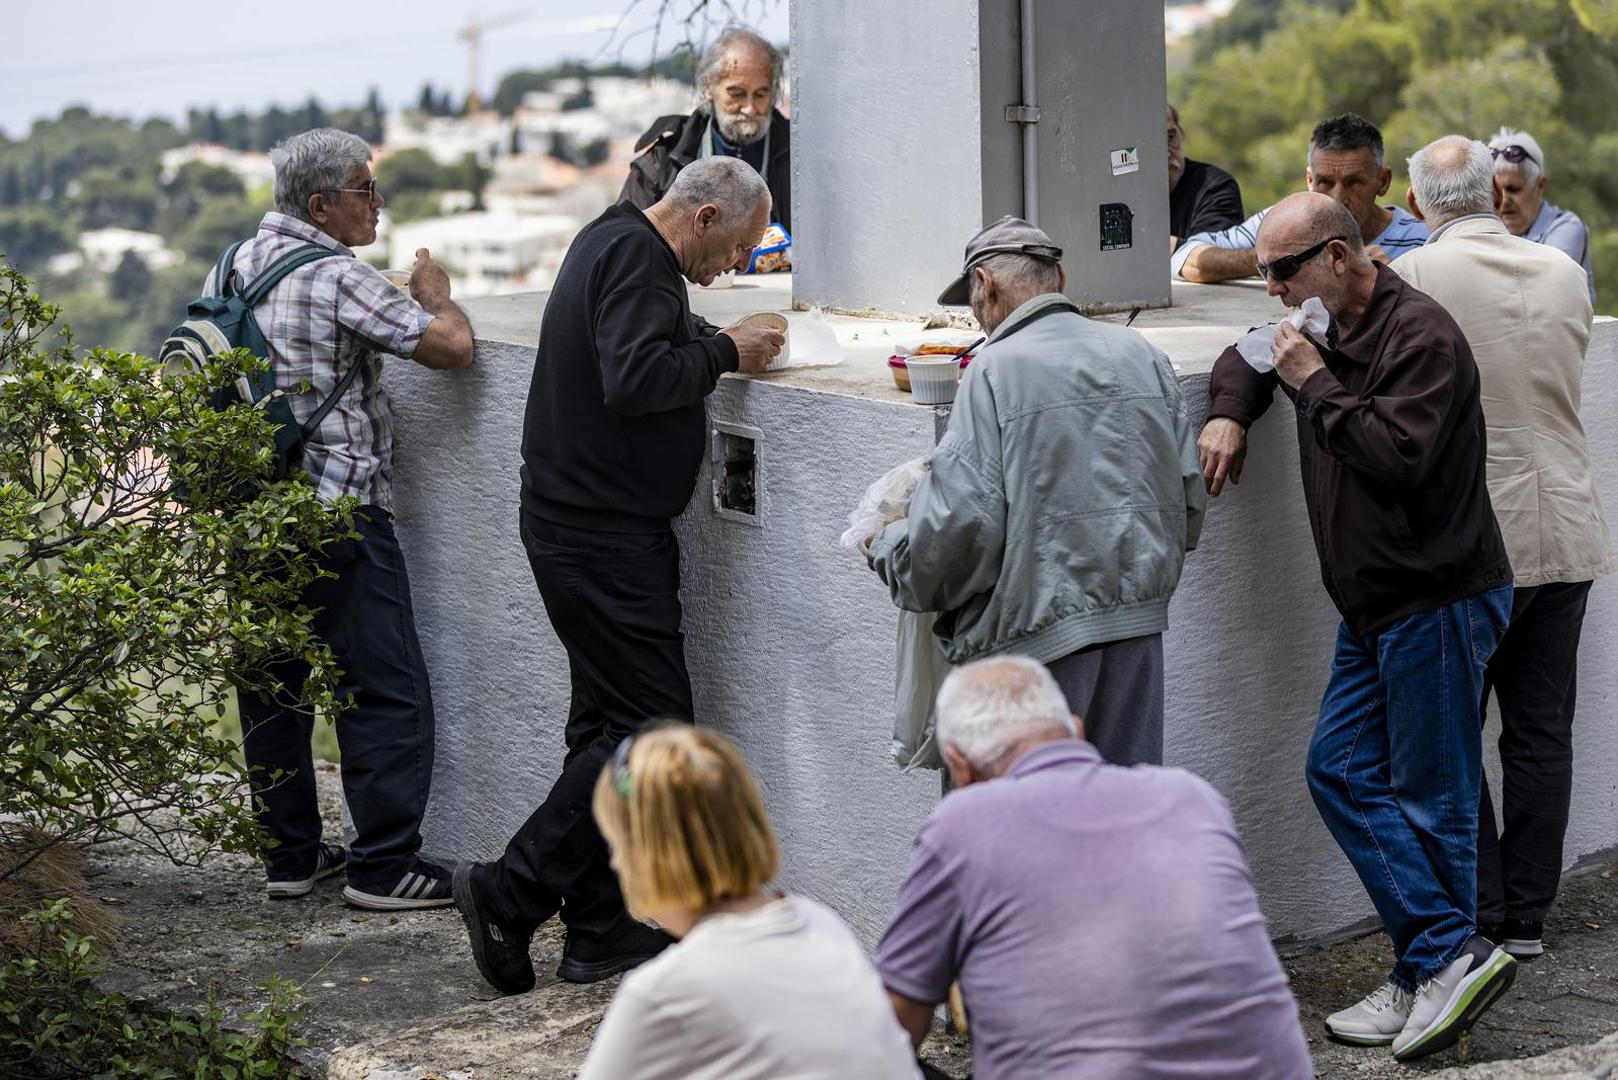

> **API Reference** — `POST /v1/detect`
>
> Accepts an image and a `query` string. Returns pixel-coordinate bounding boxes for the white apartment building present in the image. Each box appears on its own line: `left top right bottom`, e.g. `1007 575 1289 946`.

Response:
158 144 276 192
387 211 578 297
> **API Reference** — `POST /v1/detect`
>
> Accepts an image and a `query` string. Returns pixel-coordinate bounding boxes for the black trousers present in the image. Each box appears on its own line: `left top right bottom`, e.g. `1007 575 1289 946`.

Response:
1477 579 1593 924
240 508 436 889
478 515 693 938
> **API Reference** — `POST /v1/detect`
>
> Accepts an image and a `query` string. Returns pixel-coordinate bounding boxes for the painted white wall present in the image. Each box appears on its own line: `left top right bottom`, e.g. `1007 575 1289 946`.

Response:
386 295 1618 947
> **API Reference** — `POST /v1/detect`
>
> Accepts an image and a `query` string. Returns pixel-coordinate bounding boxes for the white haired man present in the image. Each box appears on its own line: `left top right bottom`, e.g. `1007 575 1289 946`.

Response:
619 25 790 232
1488 128 1595 303
1398 134 1614 960
227 127 474 911
876 656 1313 1080
454 157 783 996
865 216 1204 766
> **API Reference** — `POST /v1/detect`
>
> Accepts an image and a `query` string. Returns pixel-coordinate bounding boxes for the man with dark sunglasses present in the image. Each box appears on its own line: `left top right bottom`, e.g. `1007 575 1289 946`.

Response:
1487 128 1595 304
1198 192 1518 1062
1174 113 1426 283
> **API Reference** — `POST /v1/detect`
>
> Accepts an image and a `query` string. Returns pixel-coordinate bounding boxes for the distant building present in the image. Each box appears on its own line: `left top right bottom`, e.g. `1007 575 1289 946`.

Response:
159 144 276 192
48 227 183 277
388 211 577 297
383 112 514 167
1164 0 1238 41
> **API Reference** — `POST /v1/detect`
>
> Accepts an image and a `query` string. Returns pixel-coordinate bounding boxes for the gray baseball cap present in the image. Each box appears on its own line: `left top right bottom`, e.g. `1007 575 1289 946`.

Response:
937 215 1064 306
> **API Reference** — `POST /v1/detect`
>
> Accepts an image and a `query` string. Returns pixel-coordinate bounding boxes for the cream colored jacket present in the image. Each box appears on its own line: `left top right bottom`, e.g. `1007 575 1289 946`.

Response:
1395 214 1614 587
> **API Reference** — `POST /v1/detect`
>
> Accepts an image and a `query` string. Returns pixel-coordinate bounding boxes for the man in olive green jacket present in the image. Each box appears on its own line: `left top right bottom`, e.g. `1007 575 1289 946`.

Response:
866 217 1205 765
1397 136 1615 958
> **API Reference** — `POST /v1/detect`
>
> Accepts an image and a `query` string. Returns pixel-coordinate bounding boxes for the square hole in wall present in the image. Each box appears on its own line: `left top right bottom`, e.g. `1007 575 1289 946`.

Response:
712 421 763 526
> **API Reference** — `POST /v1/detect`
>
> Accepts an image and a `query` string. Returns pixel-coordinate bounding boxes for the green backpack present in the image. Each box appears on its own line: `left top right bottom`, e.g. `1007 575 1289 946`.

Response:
160 240 356 484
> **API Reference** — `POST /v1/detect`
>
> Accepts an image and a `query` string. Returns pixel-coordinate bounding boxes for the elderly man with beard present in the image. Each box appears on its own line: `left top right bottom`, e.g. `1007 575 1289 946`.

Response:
619 26 790 233
1199 192 1517 1061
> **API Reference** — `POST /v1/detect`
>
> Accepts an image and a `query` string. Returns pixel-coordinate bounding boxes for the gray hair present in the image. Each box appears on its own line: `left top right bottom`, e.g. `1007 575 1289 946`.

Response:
697 25 783 100
936 656 1077 770
1489 127 1545 184
1408 135 1495 223
271 128 372 223
968 252 1063 306
663 156 771 222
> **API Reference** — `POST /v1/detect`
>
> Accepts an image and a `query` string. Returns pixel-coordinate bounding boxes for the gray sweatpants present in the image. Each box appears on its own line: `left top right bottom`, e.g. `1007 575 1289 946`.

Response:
1046 633 1164 766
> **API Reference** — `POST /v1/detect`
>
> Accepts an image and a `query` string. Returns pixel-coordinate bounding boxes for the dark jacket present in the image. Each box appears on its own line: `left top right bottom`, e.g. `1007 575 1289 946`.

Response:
520 202 739 533
618 107 791 232
1207 263 1511 636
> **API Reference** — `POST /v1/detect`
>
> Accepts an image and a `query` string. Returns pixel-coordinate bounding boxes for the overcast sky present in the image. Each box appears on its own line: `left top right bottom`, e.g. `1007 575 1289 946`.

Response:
5 0 789 138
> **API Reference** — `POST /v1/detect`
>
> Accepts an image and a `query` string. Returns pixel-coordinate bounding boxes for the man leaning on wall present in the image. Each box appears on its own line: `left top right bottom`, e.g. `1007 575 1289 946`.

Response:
1397 134 1614 961
1198 192 1517 1061
865 216 1205 766
451 156 782 996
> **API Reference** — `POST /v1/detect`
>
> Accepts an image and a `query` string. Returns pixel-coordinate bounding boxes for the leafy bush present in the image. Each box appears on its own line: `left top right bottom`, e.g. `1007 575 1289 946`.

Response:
0 257 352 886
0 900 305 1078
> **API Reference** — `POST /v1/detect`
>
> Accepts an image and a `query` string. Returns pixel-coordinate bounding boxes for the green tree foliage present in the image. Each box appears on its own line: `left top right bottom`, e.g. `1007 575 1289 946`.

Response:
1176 0 1618 312
0 261 350 885
1 900 306 1077
0 209 73 271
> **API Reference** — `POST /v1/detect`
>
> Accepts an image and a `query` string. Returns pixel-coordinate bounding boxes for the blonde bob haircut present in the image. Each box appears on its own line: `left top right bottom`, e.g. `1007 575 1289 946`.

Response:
591 724 779 919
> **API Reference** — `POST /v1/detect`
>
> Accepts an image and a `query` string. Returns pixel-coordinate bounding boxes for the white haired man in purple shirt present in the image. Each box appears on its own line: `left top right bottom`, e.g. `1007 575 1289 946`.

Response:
877 656 1313 1080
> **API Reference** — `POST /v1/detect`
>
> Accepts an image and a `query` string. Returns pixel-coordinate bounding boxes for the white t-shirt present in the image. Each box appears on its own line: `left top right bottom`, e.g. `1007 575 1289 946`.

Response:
578 895 922 1080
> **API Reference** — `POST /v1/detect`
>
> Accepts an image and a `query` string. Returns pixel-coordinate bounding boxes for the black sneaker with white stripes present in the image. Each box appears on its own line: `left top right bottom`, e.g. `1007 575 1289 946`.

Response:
343 860 454 910
266 843 347 899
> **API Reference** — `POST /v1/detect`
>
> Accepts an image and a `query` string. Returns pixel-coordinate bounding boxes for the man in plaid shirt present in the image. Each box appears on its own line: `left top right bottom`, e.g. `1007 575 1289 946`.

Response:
223 128 473 910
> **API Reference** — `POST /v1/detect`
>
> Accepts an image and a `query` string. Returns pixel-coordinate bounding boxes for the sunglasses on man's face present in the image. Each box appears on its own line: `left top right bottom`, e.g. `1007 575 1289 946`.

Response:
330 178 381 201
1256 236 1347 282
1490 144 1539 168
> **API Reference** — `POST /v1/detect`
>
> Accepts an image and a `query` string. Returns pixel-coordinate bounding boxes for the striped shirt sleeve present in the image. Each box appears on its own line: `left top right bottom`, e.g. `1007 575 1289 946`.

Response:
1171 207 1268 278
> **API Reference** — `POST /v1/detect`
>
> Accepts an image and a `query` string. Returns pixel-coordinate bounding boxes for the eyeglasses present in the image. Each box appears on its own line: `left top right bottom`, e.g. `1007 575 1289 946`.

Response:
612 735 636 800
330 179 381 201
1490 144 1539 168
1256 236 1347 282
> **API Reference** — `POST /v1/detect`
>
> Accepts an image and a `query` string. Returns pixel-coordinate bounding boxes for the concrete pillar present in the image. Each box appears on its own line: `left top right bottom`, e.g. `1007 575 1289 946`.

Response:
791 0 1171 317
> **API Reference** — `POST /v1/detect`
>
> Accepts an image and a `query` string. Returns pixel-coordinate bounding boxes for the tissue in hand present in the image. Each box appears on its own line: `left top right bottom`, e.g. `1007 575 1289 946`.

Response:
1235 297 1331 373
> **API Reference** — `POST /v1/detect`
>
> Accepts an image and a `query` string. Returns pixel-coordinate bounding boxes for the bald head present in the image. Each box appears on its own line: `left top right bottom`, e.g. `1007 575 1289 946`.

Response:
1407 135 1494 230
1261 191 1365 254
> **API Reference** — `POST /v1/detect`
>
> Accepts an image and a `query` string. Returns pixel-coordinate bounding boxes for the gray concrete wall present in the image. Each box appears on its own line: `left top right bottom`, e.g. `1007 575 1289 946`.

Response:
386 291 1618 948
978 0 1172 311
790 0 986 316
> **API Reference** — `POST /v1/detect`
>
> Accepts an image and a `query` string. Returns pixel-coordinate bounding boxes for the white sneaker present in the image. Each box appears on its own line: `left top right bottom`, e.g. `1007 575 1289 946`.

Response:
1392 937 1517 1061
1325 980 1413 1046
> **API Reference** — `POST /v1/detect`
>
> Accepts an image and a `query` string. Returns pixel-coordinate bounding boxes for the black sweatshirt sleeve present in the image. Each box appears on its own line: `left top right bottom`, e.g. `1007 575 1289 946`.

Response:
591 239 740 417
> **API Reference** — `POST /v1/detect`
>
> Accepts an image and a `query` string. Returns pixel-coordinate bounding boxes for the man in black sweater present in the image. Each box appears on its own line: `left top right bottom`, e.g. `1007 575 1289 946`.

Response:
454 156 783 994
1168 104 1244 253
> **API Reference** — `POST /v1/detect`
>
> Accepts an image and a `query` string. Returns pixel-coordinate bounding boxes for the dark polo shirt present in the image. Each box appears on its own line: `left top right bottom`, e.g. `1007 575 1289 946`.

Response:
1208 263 1511 635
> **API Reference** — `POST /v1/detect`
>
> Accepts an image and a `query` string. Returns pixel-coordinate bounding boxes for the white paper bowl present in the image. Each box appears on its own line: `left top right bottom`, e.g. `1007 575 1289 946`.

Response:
904 357 961 405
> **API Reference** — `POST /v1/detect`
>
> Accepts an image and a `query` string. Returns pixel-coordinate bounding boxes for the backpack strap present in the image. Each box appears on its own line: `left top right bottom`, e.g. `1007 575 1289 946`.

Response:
212 240 247 297
240 243 338 307
299 358 364 439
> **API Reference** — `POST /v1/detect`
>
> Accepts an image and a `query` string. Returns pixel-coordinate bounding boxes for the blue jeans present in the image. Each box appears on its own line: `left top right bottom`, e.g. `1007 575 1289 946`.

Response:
1306 586 1513 988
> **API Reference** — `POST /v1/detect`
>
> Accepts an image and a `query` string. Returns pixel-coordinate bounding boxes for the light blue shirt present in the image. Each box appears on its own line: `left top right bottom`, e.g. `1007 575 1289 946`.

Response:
1171 204 1429 278
1525 201 1596 304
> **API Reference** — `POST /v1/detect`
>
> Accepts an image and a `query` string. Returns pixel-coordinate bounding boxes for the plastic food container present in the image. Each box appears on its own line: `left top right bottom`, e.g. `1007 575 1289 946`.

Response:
380 268 411 289
739 312 792 371
904 356 962 405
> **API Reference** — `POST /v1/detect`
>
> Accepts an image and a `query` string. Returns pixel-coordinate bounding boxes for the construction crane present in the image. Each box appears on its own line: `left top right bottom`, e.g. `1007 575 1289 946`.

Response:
458 8 532 115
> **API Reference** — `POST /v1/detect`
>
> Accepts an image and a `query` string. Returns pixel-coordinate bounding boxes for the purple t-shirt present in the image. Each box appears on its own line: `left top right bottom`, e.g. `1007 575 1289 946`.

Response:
876 740 1313 1080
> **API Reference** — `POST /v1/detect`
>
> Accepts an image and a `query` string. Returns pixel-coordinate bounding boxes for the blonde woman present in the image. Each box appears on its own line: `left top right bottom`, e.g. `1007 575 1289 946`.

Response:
578 725 923 1080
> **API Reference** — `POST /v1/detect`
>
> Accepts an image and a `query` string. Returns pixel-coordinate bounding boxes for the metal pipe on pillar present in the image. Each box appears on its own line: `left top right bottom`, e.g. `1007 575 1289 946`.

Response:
1018 0 1039 224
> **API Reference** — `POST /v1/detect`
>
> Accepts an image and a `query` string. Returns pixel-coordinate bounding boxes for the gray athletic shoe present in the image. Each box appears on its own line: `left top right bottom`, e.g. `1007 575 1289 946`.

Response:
1392 936 1517 1061
1324 980 1413 1046
265 843 346 899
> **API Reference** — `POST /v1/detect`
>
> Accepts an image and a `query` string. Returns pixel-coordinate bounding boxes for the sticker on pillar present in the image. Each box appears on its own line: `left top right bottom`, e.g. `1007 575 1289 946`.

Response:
1100 203 1134 251
1109 147 1140 176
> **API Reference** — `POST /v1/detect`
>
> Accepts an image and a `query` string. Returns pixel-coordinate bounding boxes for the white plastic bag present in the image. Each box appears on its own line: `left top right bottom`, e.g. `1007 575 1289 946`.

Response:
839 456 929 552
1235 296 1331 373
893 610 949 771
768 306 847 370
